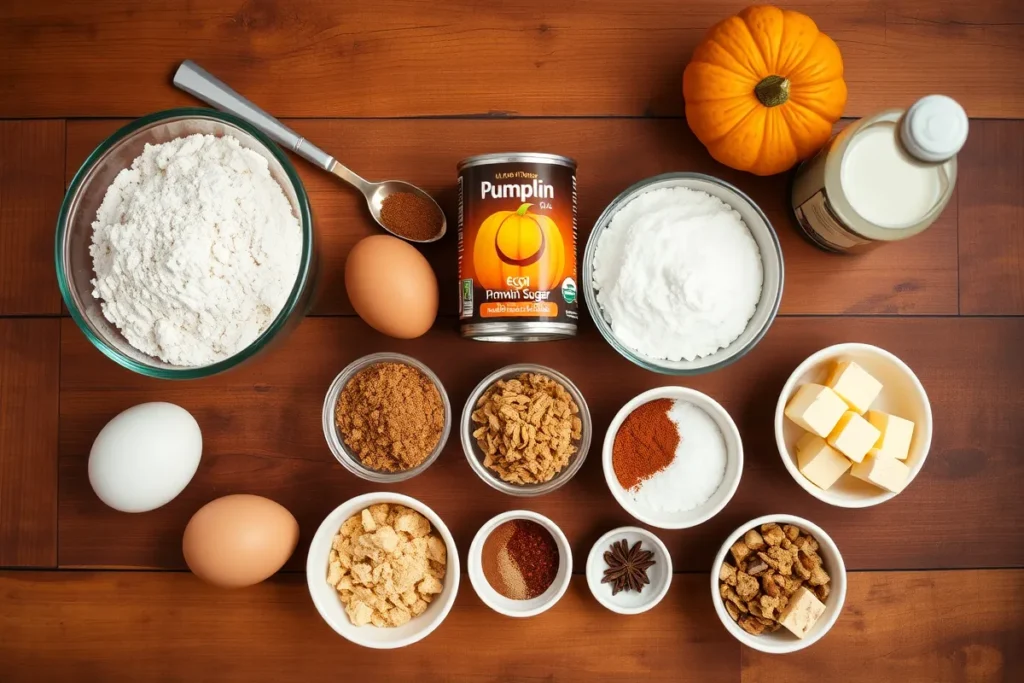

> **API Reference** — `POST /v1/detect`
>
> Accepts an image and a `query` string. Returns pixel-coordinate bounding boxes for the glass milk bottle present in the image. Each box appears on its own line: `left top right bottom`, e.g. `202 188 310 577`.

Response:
791 95 968 253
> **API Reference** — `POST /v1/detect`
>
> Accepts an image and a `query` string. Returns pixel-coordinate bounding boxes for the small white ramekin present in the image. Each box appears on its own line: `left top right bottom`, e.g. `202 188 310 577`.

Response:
775 343 933 507
468 510 572 618
602 386 743 529
711 514 846 654
306 492 460 649
585 526 672 615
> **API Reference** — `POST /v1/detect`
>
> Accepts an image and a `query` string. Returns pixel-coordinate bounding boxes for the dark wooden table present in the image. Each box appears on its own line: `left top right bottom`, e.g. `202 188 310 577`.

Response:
1 1 1022 681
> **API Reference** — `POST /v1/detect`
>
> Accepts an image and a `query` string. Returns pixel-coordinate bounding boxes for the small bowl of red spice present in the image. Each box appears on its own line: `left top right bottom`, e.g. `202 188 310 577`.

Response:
468 510 572 618
603 387 743 529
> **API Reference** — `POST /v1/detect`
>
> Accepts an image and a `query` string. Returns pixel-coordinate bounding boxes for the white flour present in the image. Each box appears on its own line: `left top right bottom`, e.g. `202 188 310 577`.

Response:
91 134 302 367
592 187 762 361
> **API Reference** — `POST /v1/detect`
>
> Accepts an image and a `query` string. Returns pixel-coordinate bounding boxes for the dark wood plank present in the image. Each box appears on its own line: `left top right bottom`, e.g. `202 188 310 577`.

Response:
0 121 64 315
66 118 958 318
742 569 1024 683
0 320 59 567
57 316 1024 571
0 571 739 683
958 120 1024 315
3 0 1023 118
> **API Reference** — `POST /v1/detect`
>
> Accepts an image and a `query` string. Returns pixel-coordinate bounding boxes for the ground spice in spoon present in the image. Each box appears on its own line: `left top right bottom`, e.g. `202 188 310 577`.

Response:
379 191 444 241
481 519 559 599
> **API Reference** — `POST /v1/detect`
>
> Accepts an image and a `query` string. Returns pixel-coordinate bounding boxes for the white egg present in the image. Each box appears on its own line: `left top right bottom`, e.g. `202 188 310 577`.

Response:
88 402 202 513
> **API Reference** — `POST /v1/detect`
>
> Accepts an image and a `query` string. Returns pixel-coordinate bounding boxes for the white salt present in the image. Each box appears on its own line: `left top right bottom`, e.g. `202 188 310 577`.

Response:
628 400 727 513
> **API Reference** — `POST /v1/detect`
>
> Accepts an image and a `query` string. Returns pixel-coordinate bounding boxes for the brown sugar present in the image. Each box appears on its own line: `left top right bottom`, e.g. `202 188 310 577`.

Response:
612 398 679 490
379 191 444 241
335 362 444 472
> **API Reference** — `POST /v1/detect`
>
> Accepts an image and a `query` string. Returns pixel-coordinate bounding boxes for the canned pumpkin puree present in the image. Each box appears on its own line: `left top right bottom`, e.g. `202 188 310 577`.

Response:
458 153 578 342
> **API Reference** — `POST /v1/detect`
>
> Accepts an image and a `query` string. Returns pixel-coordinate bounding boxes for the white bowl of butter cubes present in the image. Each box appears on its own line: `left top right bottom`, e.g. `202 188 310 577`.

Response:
775 343 933 508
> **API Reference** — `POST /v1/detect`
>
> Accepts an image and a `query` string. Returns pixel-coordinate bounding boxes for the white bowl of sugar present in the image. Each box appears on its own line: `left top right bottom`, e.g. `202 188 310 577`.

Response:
602 386 743 529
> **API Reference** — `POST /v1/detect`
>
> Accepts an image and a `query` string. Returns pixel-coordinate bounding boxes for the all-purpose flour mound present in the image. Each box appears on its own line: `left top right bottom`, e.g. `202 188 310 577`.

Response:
592 186 762 362
90 133 302 367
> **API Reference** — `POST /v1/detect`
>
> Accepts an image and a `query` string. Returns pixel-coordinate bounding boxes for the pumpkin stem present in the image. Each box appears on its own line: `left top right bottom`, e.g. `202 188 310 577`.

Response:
755 75 790 108
516 202 533 216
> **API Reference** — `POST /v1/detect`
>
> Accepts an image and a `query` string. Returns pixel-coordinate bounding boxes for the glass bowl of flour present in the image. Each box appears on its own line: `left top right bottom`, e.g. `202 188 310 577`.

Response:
583 172 783 375
56 108 316 378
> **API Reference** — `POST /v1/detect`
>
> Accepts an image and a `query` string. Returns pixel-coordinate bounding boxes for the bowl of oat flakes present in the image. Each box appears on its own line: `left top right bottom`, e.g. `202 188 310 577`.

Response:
460 363 592 497
306 492 459 649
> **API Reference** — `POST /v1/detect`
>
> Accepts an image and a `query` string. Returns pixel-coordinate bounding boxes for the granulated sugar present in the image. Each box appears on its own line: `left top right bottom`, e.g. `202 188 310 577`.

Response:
90 133 302 367
592 186 762 361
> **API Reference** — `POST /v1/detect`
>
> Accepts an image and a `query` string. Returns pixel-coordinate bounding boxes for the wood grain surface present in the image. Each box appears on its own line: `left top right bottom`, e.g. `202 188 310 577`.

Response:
65 118 959 318
958 120 1024 315
57 316 1024 572
0 319 59 567
3 0 1024 679
1 570 1018 683
0 121 64 315
2 0 1023 119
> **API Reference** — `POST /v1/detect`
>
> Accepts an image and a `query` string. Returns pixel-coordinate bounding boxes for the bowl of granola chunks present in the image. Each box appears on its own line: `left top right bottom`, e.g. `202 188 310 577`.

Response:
711 514 846 654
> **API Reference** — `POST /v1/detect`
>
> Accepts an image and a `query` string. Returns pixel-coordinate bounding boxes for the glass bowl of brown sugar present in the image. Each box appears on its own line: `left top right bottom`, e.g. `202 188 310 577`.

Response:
322 352 452 482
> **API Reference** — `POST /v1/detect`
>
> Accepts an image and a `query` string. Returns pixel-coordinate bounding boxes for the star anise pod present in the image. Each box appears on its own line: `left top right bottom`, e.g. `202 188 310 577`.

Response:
601 539 656 595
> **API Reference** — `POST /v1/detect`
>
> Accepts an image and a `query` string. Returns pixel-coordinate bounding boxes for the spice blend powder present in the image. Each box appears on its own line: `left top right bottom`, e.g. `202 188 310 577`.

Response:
612 398 679 489
335 362 444 472
379 191 444 241
482 520 559 600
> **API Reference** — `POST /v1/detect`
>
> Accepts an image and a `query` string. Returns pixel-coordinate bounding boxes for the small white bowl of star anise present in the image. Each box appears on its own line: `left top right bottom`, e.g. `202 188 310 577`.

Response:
585 526 672 615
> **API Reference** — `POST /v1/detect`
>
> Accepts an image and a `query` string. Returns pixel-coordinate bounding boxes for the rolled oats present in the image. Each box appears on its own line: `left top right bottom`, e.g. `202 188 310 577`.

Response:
470 372 582 485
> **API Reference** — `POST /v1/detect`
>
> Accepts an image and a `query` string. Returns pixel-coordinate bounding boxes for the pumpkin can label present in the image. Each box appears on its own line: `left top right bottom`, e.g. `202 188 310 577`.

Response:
458 155 578 341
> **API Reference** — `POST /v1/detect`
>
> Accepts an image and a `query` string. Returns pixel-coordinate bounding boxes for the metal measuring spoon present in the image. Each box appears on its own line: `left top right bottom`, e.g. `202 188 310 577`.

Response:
173 60 446 244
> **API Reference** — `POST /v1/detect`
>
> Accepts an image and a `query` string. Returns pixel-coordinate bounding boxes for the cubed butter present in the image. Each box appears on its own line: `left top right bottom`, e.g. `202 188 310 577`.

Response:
796 434 851 490
850 451 911 493
826 360 882 414
785 384 848 438
866 410 915 461
778 586 827 639
827 411 881 463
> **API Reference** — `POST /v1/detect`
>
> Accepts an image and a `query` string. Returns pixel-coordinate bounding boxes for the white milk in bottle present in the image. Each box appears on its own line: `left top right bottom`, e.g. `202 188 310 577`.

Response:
792 95 968 253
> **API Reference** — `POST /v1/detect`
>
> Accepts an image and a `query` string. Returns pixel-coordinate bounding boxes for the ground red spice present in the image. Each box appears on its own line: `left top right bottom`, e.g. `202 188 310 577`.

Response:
506 520 559 598
379 191 444 241
612 398 679 490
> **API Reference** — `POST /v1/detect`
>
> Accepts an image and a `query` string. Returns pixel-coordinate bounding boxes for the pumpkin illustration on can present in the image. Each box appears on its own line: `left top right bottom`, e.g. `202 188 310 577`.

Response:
474 202 565 292
458 154 578 342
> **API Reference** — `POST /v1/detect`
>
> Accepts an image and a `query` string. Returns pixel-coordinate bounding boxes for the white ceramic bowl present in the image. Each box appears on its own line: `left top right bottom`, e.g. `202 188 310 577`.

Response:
586 526 672 615
602 387 743 529
468 510 572 618
306 492 460 649
711 514 847 653
775 343 933 508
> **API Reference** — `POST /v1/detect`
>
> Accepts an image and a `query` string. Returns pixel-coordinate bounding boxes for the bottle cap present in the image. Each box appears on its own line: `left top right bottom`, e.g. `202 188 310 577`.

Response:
900 95 969 163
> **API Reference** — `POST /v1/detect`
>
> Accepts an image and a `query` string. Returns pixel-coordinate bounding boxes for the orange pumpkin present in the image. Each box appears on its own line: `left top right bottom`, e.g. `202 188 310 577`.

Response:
473 203 565 291
683 5 847 176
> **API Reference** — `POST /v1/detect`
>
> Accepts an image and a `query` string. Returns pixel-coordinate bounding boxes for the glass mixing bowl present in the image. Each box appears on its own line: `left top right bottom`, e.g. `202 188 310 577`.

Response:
56 108 316 379
582 172 784 375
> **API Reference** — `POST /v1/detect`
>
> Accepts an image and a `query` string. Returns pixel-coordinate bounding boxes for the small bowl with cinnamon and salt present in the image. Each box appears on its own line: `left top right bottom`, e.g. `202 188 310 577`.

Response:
322 352 451 482
602 386 743 529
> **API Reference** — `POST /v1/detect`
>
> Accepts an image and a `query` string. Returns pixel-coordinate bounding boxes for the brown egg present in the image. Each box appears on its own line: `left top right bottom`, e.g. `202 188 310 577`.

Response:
345 235 438 339
182 494 299 588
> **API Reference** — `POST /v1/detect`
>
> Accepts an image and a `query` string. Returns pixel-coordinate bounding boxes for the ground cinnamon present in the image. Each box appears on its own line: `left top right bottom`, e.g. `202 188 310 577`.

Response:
335 362 444 472
379 191 444 241
612 398 679 489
